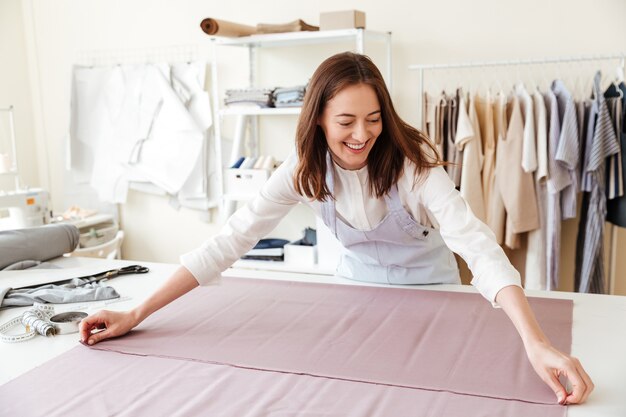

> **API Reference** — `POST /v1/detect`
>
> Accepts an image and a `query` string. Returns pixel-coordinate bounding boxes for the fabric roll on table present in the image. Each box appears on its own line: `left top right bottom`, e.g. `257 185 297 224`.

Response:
0 224 80 270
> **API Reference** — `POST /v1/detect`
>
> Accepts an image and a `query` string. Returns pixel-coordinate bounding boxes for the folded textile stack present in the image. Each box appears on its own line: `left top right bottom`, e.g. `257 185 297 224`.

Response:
241 238 289 261
274 85 306 108
224 88 274 108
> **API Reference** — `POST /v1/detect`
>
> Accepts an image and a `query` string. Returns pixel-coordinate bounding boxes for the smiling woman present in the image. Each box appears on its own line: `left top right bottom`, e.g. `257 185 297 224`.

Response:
81 52 593 406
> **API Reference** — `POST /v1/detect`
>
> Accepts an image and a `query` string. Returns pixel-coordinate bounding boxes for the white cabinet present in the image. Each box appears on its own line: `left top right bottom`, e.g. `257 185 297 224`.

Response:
208 28 392 274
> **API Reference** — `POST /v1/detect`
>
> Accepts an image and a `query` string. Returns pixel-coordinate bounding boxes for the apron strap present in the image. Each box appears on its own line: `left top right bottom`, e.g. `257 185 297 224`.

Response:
321 153 338 236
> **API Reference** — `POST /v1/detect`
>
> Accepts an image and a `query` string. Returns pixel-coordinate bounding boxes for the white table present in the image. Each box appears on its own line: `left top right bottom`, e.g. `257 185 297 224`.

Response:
1 256 624 416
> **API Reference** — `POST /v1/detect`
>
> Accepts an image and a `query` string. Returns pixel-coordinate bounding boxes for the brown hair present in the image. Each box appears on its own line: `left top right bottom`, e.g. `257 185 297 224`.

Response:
294 52 442 201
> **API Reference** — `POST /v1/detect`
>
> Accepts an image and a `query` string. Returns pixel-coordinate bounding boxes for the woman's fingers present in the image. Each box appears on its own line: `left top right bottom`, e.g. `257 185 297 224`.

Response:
79 312 106 343
566 358 594 404
542 368 568 404
79 310 118 345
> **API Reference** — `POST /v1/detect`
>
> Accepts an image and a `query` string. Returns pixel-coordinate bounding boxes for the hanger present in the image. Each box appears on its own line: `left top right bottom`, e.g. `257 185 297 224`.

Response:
612 57 624 99
615 57 625 83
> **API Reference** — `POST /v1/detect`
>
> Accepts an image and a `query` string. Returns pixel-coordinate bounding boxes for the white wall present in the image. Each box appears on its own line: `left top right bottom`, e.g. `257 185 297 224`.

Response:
3 0 626 293
0 0 37 190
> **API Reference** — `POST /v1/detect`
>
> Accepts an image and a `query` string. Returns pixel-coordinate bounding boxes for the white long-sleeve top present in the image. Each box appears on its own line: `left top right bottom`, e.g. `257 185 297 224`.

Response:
181 153 521 303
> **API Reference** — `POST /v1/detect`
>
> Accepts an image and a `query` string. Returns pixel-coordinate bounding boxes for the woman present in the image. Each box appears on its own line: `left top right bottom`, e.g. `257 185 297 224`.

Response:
80 52 593 404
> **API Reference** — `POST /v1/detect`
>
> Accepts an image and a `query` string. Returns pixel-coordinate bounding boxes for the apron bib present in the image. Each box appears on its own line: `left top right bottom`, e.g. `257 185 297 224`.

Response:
320 156 460 285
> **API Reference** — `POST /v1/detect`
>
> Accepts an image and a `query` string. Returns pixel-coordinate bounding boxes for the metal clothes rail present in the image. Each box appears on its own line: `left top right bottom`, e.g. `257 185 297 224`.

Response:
410 53 625 127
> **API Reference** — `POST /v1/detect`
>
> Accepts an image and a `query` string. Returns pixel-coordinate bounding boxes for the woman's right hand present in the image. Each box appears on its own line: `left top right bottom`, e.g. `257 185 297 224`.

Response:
79 309 139 345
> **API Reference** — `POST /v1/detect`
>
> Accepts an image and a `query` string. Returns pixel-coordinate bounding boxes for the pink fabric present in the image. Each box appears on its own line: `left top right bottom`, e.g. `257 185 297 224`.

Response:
0 346 566 417
93 278 571 405
0 278 572 416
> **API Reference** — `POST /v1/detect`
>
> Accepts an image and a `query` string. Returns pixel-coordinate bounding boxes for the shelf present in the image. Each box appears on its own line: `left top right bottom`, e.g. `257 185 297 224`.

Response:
219 107 301 116
211 28 391 48
232 258 335 276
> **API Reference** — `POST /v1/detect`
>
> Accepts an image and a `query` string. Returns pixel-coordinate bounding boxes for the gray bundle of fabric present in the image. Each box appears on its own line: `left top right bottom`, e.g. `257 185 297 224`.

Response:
0 224 80 270
0 278 119 308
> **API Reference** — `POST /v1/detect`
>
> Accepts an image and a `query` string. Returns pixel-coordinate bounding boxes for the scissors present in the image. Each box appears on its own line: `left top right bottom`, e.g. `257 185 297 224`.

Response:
15 265 150 289
93 265 150 281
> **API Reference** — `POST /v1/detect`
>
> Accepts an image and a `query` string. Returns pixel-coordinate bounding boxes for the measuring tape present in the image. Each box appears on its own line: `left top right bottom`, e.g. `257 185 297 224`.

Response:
0 303 87 343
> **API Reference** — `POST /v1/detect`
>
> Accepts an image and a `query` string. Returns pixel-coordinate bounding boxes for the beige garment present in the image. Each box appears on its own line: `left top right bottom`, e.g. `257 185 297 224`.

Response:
457 93 486 222
515 84 537 173
496 95 540 250
423 92 437 143
474 92 503 242
524 90 549 290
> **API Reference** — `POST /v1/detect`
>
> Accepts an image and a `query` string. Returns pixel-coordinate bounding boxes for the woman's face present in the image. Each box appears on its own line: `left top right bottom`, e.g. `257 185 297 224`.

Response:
318 83 382 170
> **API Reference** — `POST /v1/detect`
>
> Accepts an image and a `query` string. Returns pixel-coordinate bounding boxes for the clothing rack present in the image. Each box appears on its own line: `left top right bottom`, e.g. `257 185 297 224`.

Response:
409 53 626 295
410 53 625 127
75 44 201 67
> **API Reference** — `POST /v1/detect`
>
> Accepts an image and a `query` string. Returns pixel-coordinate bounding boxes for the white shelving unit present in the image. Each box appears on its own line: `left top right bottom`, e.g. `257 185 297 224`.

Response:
208 28 392 275
210 28 392 210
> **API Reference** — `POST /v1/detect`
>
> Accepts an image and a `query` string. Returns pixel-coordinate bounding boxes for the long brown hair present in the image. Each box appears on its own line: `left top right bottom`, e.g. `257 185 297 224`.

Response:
294 52 442 201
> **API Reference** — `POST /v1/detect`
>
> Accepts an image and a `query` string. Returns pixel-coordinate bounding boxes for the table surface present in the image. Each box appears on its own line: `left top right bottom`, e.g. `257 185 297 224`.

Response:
1 256 624 416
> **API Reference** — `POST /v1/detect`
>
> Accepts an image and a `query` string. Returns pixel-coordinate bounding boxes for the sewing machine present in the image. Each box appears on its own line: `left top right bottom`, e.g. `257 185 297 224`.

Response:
0 188 50 231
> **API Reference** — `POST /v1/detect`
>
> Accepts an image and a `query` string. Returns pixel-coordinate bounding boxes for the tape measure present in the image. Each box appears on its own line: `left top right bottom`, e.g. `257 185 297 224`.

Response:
0 303 87 343
49 312 88 335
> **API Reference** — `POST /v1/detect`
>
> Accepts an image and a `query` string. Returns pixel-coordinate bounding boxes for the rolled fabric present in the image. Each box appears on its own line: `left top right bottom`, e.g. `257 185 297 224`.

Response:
0 224 80 270
199 18 257 37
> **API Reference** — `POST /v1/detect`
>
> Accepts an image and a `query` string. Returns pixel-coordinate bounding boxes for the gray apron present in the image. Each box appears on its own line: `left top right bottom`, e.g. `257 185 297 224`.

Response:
321 157 461 285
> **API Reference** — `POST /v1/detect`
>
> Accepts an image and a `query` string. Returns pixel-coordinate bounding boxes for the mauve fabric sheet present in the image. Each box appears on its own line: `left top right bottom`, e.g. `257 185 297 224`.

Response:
0 346 566 417
0 278 571 416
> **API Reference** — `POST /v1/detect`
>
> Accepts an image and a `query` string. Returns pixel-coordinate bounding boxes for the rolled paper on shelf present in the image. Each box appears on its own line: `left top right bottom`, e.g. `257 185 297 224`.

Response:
200 18 257 37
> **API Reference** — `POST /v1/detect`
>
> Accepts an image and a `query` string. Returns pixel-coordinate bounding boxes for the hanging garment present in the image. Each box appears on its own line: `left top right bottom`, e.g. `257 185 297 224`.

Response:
170 62 217 208
576 72 621 293
552 80 580 220
423 92 436 140
605 83 624 201
496 95 539 250
69 67 119 184
460 94 486 222
543 88 563 290
574 99 594 292
436 93 450 164
515 84 537 173
525 91 549 290
606 82 626 227
446 90 463 187
475 93 495 204
320 155 460 285
127 64 204 195
486 92 507 244
73 64 206 203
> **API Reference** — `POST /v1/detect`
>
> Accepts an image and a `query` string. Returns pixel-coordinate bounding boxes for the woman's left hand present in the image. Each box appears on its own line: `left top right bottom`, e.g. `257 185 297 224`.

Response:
525 341 594 405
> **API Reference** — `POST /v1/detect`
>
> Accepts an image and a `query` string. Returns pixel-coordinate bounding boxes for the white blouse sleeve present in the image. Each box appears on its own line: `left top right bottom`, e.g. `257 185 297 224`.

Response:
417 166 522 304
180 154 301 286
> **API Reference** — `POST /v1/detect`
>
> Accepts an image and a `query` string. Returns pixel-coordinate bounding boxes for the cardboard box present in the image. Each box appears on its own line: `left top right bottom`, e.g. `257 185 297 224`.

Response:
284 239 317 266
320 10 366 31
224 168 269 200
